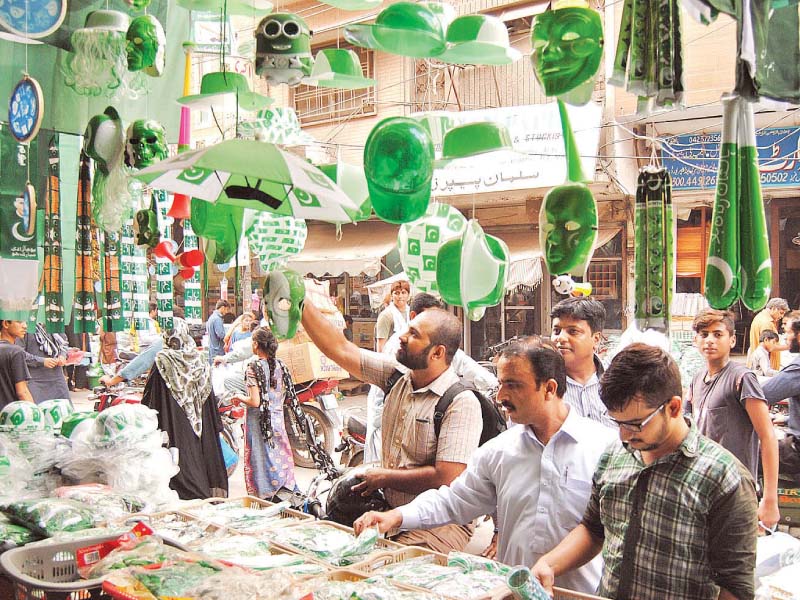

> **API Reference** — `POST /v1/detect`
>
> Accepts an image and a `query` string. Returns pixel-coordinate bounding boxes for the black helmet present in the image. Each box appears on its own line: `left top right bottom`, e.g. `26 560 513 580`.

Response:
325 470 389 527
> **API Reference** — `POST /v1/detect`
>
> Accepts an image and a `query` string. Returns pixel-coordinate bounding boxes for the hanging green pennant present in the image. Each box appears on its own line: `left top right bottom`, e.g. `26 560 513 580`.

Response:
183 220 203 324
153 189 173 330
101 231 125 331
73 152 96 333
44 135 64 332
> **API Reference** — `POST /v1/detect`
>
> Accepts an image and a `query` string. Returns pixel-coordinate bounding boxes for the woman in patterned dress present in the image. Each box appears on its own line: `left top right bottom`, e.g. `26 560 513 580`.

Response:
232 327 297 498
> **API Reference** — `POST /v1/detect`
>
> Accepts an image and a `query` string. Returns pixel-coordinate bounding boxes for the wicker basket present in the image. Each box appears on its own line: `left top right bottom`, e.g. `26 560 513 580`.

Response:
114 510 229 550
0 534 122 600
184 496 312 533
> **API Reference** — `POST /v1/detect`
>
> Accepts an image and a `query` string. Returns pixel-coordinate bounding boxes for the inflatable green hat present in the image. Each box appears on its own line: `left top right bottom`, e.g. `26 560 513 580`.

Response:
264 267 306 340
364 116 434 224
436 219 509 321
305 48 376 89
438 14 522 65
531 3 603 103
344 2 452 59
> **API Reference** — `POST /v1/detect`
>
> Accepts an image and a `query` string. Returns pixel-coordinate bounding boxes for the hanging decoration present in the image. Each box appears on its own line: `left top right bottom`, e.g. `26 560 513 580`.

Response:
126 15 167 78
73 153 96 334
364 117 434 224
177 71 273 112
530 1 603 106
437 14 522 66
101 232 125 332
63 10 144 99
552 275 593 297
705 95 772 311
238 107 317 144
120 222 150 332
153 190 174 330
8 76 43 143
263 267 306 340
125 119 169 170
43 136 64 331
254 13 314 87
398 203 467 295
344 2 453 59
634 166 674 330
84 107 133 232
540 100 598 282
436 219 509 322
190 199 245 265
0 0 66 38
304 48 376 89
609 0 684 115
317 162 372 222
247 214 307 272
317 0 380 10
183 221 203 325
435 121 521 166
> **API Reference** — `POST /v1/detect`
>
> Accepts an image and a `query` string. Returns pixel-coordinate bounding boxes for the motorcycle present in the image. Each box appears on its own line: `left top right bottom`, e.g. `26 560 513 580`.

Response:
285 379 343 469
89 384 144 412
335 410 367 468
217 398 246 477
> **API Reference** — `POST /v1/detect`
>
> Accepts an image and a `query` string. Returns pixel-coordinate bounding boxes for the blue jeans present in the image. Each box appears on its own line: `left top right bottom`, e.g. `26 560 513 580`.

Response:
120 339 163 381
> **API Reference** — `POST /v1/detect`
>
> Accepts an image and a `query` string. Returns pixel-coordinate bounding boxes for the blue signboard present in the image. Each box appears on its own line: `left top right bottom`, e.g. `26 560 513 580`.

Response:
661 126 800 191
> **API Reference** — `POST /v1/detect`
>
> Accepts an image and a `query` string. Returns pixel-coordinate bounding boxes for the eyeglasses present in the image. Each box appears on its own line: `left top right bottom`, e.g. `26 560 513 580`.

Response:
610 399 670 432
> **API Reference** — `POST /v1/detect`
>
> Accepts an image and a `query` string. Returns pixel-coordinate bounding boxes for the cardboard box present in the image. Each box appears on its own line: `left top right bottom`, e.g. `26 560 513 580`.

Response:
277 341 350 383
351 320 376 350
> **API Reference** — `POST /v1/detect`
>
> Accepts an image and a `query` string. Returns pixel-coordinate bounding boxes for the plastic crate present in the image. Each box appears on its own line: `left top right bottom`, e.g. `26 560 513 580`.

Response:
184 496 312 533
0 534 121 600
351 546 512 600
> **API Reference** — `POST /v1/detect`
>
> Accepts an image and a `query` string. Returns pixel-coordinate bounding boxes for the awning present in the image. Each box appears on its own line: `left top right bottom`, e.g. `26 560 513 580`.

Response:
495 228 621 290
286 221 399 277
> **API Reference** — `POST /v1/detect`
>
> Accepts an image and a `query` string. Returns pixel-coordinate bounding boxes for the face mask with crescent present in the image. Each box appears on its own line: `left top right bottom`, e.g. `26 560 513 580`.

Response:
255 13 314 86
264 267 305 340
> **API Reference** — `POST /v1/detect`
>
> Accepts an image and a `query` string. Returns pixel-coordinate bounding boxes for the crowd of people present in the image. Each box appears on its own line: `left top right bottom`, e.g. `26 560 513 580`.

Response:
4 285 800 597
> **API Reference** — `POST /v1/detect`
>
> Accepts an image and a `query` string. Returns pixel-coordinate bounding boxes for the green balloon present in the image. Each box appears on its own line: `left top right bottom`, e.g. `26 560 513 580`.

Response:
531 6 603 100
264 267 306 340
705 97 740 309
436 220 509 321
738 100 772 311
364 117 434 224
190 199 245 264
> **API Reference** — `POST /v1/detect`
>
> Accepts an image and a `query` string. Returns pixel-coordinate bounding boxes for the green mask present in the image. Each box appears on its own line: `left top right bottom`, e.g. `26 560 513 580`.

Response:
530 6 603 99
264 267 306 340
126 15 166 77
125 119 168 170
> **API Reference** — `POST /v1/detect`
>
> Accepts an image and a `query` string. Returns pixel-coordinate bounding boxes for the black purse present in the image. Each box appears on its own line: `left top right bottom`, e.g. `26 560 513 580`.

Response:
252 360 275 448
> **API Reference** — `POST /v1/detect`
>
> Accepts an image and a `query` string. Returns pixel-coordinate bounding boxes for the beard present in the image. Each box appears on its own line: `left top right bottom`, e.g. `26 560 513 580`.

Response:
396 342 433 370
791 337 800 354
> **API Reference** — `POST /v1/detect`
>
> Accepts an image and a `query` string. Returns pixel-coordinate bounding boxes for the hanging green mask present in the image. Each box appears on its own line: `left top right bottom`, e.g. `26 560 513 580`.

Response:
134 208 159 247
126 15 166 77
125 119 168 170
254 13 314 86
530 4 603 102
264 267 306 340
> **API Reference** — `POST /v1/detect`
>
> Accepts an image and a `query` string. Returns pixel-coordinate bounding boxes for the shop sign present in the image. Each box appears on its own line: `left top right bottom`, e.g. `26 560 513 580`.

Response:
662 127 800 191
415 102 602 196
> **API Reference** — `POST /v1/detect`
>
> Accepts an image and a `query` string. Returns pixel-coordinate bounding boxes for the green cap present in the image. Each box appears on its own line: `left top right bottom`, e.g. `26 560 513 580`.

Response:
438 14 522 65
177 71 273 112
305 48 376 89
435 121 519 166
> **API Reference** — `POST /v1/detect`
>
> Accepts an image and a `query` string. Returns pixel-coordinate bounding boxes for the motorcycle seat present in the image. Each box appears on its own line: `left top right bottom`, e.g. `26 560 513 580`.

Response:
347 414 367 438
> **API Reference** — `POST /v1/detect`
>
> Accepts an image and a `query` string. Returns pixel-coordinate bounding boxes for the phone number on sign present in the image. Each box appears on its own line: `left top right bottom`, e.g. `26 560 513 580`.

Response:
671 171 796 188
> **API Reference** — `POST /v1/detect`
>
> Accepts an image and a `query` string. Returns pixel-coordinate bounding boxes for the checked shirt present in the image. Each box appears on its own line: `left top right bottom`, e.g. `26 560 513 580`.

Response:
582 420 757 600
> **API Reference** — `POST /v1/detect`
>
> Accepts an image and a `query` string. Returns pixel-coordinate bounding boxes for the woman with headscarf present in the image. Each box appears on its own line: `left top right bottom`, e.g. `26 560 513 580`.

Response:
141 318 228 500
231 327 297 499
16 323 71 403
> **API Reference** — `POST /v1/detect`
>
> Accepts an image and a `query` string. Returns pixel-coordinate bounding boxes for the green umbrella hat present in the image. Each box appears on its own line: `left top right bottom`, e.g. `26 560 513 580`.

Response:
344 1 453 59
364 116 434 224
304 48 376 89
438 14 522 65
177 71 273 112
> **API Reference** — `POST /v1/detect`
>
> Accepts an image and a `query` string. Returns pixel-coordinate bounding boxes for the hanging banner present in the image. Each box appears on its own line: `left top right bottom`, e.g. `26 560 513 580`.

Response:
183 220 202 325
414 103 603 196
661 126 800 191
43 135 64 331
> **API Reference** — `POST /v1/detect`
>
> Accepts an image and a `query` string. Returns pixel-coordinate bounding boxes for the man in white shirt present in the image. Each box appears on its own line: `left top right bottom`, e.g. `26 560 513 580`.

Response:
550 297 616 428
354 336 616 594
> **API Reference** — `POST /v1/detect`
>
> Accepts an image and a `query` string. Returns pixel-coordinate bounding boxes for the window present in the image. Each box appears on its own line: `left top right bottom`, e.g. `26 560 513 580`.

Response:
293 45 376 125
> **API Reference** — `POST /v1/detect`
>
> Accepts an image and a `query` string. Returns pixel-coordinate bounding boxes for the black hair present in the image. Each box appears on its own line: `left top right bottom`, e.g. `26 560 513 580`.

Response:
149 301 158 312
425 308 461 364
792 320 800 335
216 299 230 310
410 293 443 315
344 315 353 326
550 297 606 333
600 343 682 411
501 335 566 397
760 330 779 343
252 327 279 389
693 308 735 336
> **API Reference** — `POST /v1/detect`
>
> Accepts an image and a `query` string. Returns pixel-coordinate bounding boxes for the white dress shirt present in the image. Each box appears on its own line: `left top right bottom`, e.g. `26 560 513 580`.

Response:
564 373 618 429
399 407 617 594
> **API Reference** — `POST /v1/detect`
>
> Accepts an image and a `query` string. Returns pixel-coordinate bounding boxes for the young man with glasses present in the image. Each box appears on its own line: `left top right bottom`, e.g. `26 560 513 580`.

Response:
688 308 779 529
532 344 758 600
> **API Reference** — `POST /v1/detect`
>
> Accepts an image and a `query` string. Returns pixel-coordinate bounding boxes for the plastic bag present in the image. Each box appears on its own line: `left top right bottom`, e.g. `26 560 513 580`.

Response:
269 524 379 566
1 498 97 537
185 568 299 599
756 561 800 599
757 531 800 584
84 537 192 579
54 484 150 521
0 512 41 550
306 577 438 600
186 501 292 534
